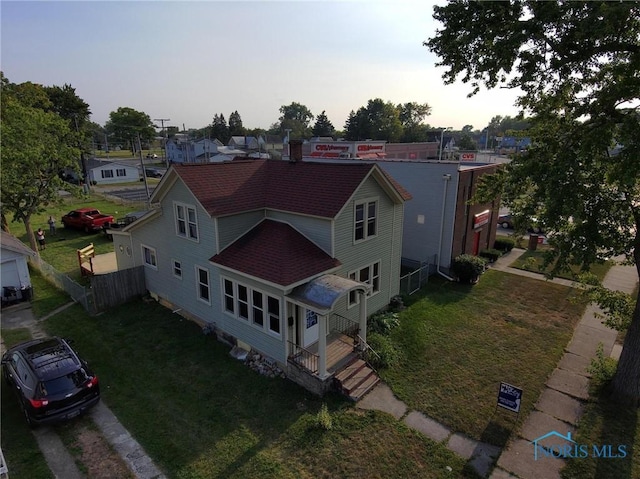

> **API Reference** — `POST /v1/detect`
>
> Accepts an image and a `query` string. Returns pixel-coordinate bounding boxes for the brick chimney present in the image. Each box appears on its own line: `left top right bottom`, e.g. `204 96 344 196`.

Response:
289 139 303 163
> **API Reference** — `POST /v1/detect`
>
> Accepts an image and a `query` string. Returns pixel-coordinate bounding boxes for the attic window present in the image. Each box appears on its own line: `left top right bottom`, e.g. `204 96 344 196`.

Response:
175 202 199 242
354 199 377 242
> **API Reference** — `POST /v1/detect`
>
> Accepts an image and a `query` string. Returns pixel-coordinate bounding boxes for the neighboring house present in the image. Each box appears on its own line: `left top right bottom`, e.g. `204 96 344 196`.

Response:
228 136 263 151
1 231 35 292
306 151 501 275
112 158 410 394
86 159 140 185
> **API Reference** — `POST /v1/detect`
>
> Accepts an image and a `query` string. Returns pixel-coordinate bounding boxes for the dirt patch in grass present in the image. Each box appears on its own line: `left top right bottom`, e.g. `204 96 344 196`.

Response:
60 421 134 479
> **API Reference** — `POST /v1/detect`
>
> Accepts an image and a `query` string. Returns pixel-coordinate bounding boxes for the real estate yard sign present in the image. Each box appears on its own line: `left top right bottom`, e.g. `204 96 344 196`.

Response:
497 382 523 413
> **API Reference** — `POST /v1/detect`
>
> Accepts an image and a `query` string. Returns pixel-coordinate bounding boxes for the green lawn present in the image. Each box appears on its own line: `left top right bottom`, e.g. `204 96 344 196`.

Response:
27 301 477 479
562 386 640 479
509 246 614 282
7 194 145 283
382 271 587 446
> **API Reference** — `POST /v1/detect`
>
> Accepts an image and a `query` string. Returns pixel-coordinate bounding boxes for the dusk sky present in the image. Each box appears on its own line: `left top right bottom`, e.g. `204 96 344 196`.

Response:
2 1 522 133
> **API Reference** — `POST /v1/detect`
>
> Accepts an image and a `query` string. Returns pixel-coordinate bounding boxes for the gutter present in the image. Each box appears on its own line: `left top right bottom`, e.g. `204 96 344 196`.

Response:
437 173 455 281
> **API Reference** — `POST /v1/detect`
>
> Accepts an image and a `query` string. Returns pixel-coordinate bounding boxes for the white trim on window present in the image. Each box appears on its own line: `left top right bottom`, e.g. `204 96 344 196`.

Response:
195 265 211 305
348 260 381 307
141 244 157 270
354 198 378 243
116 168 126 177
172 259 182 279
174 202 199 242
220 277 281 336
101 169 114 178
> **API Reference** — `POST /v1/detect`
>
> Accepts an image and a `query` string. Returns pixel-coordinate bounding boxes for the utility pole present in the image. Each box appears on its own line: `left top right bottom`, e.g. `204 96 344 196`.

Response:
154 118 171 167
138 134 151 210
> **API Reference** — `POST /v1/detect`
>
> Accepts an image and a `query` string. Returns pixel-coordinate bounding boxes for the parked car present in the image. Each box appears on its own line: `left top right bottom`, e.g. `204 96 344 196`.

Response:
2 337 100 426
62 208 115 233
143 168 163 178
497 214 514 229
146 153 158 159
498 213 545 234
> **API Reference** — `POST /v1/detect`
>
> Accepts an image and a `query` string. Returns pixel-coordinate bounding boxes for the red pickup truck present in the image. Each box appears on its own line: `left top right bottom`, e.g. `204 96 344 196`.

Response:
61 208 115 233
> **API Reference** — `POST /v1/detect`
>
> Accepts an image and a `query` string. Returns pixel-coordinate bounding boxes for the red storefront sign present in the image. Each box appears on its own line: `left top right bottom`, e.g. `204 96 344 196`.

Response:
473 210 490 228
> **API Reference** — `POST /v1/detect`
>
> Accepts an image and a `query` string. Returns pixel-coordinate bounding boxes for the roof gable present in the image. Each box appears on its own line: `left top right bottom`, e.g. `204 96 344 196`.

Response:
171 159 404 218
0 231 36 257
211 220 340 286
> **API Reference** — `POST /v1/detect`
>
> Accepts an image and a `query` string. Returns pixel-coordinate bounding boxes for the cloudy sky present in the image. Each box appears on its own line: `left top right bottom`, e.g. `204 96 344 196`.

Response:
2 1 522 132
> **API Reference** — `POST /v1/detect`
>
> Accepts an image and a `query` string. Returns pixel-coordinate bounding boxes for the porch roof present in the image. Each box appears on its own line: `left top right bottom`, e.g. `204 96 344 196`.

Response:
287 274 371 315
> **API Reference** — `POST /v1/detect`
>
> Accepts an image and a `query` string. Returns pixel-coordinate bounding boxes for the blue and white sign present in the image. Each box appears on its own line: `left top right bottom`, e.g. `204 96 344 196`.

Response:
497 382 523 413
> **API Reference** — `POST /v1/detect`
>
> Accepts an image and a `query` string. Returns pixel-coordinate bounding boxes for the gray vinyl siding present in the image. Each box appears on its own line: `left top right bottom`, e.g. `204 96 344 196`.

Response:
217 211 265 250
130 179 220 323
378 161 459 266
332 176 403 318
216 270 286 363
266 210 332 254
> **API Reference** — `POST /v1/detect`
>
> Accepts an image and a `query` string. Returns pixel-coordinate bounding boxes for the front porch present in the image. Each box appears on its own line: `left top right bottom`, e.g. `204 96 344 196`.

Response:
288 331 358 375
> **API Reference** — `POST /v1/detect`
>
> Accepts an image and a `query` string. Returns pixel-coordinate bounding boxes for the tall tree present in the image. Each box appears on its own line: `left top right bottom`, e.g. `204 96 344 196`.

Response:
277 102 314 139
105 107 155 153
427 0 640 405
1 78 79 251
210 113 230 143
345 99 403 142
228 111 245 137
398 102 432 142
312 110 335 137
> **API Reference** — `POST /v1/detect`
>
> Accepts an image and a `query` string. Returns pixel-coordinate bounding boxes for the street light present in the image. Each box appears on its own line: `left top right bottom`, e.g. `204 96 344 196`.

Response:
438 127 452 162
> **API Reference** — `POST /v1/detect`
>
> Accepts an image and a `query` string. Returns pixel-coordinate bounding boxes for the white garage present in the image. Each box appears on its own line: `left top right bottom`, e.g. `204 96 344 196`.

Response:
1 231 35 292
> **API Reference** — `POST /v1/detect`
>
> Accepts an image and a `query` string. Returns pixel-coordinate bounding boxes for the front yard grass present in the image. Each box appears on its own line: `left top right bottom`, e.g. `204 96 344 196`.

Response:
36 301 477 479
383 270 588 447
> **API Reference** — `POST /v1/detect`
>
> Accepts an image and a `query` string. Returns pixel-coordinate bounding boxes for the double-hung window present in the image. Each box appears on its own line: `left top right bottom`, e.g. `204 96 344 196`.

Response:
196 266 210 304
348 261 381 306
354 199 377 242
142 245 157 269
222 278 281 335
101 169 114 179
116 168 126 177
175 202 199 241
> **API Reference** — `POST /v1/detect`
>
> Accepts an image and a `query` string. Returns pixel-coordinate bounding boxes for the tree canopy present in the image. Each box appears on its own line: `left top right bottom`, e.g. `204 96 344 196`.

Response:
427 0 640 404
105 107 155 152
1 75 81 251
345 99 404 142
276 102 314 139
312 110 335 138
228 110 246 137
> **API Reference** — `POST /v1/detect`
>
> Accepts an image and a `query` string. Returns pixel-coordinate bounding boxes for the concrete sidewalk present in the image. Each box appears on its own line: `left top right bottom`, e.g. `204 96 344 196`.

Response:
358 249 637 478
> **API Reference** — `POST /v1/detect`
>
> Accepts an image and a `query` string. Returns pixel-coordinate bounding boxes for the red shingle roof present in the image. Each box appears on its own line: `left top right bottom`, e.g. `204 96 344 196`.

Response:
210 220 340 286
172 159 408 218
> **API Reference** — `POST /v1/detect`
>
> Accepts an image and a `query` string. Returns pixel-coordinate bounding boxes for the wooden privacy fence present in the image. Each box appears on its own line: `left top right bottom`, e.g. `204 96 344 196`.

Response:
29 255 147 315
90 266 146 313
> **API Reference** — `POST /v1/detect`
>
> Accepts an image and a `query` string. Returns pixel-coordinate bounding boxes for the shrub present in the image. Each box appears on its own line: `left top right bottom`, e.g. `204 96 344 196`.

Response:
587 343 618 387
494 237 516 252
314 403 333 431
479 248 502 263
451 254 487 283
365 332 400 369
368 311 400 336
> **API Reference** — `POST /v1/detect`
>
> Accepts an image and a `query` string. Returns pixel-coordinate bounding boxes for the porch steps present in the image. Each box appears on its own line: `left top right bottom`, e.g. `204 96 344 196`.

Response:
335 358 379 401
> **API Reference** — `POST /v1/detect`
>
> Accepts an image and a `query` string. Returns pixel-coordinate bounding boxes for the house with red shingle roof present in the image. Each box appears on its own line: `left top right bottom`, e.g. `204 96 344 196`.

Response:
112 158 410 396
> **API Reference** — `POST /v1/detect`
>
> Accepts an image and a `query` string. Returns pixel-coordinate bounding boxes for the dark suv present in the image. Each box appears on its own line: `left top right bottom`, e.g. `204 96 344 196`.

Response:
2 337 100 426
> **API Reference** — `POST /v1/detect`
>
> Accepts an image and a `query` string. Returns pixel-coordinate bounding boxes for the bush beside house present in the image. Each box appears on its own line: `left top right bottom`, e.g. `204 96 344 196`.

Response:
451 254 487 284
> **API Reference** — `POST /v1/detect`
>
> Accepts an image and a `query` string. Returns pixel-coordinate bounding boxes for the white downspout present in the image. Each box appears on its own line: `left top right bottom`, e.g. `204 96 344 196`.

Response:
437 173 455 281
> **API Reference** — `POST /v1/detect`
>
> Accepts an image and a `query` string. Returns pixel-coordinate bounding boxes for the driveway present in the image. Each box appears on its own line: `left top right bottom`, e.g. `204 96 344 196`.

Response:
0 301 166 479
